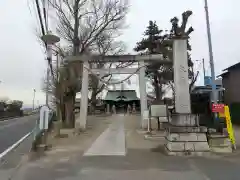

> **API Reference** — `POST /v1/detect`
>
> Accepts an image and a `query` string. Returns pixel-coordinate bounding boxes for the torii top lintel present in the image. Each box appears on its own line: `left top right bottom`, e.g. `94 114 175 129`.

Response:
66 54 172 64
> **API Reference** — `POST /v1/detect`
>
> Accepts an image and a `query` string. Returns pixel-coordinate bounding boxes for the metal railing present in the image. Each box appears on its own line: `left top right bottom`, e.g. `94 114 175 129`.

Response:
0 111 54 180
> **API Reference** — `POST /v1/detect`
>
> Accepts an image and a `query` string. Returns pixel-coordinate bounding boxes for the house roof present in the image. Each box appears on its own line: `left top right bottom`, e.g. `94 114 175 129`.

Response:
223 62 240 71
192 85 224 94
104 90 139 101
217 62 240 78
217 71 229 78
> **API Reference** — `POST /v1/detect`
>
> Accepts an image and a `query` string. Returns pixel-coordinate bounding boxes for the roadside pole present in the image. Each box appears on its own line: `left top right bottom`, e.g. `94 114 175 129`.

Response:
202 58 206 79
32 89 36 110
204 0 217 102
204 0 218 127
46 66 50 106
41 32 60 147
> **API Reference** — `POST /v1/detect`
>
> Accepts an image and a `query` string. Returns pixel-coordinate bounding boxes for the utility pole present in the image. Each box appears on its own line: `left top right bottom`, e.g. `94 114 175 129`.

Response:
41 32 60 106
202 58 206 79
56 52 60 110
35 0 49 106
46 67 50 106
37 100 40 109
32 89 36 110
204 0 219 129
204 0 217 103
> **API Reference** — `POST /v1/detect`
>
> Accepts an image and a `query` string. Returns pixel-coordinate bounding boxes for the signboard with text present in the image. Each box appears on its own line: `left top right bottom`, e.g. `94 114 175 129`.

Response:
212 103 225 113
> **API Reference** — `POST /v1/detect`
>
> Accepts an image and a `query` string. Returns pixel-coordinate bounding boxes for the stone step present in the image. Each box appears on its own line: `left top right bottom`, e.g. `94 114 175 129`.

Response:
164 146 211 156
166 133 207 142
165 141 210 152
208 134 233 153
208 135 232 147
210 146 232 153
167 126 207 133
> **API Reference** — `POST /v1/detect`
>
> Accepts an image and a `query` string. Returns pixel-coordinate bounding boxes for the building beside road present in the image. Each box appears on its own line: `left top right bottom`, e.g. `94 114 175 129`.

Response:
218 62 240 104
218 62 240 124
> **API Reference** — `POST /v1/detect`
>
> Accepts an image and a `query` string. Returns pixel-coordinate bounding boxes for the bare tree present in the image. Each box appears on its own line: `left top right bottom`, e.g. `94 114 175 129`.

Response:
88 32 126 112
47 0 129 127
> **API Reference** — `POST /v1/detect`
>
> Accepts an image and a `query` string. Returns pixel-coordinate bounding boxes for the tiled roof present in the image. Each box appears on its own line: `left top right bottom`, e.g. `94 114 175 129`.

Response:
104 90 139 101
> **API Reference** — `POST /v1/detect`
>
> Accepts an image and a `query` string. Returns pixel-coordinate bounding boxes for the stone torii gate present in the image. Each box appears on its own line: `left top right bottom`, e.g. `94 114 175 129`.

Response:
66 37 210 156
67 54 171 130
65 38 190 131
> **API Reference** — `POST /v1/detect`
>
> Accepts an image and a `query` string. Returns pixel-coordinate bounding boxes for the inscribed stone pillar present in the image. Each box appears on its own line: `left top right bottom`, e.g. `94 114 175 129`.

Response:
139 61 148 129
173 39 191 114
76 61 89 130
164 39 210 156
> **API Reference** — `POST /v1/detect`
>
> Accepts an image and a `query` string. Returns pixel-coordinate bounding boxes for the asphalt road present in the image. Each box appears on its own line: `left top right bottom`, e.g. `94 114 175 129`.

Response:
0 114 38 154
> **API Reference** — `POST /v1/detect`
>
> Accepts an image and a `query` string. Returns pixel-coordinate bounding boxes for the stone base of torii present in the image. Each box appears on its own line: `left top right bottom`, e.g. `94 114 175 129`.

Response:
66 38 210 156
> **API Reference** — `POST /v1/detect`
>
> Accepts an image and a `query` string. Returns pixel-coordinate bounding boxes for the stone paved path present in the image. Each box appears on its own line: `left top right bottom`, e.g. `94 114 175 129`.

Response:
84 115 125 156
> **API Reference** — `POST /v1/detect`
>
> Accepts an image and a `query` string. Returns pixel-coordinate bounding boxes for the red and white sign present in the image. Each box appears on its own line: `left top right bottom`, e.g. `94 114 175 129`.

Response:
212 103 225 113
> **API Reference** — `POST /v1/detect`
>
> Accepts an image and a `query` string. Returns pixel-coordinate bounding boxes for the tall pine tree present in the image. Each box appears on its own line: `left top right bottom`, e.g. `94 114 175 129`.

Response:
134 21 172 101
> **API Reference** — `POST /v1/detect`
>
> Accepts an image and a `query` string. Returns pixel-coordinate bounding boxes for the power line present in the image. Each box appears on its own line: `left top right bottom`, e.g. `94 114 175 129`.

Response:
35 0 45 37
35 0 55 107
42 0 48 31
35 0 55 78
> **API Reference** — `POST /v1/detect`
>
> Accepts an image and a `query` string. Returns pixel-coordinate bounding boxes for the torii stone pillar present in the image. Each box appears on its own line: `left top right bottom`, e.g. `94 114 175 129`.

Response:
139 61 148 129
76 61 89 131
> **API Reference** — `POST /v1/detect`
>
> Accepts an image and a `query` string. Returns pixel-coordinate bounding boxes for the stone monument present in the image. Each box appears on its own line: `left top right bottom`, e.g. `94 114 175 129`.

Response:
164 11 210 156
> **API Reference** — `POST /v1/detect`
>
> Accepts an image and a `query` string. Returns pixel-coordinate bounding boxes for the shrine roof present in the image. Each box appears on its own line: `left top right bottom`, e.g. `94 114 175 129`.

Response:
104 90 139 101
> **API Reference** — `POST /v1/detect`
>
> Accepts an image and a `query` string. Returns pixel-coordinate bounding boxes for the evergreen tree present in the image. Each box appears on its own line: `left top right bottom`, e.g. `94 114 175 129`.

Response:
134 11 198 104
134 21 163 54
134 21 171 101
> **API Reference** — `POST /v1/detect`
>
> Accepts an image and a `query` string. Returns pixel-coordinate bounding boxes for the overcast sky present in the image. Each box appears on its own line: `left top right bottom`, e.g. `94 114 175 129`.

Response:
0 0 239 106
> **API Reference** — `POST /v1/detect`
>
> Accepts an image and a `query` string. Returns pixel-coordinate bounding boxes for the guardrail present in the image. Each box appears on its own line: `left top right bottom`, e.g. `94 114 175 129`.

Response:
0 111 54 180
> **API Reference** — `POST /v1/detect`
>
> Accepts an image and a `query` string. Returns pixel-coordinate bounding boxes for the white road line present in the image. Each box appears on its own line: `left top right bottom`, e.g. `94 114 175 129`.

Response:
0 131 32 159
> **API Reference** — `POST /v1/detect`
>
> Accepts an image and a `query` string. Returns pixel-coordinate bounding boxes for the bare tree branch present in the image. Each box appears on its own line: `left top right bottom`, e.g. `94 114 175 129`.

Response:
46 0 129 126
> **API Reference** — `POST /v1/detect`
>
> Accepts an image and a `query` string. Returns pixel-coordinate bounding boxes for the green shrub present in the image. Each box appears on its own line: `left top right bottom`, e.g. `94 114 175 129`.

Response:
229 103 240 125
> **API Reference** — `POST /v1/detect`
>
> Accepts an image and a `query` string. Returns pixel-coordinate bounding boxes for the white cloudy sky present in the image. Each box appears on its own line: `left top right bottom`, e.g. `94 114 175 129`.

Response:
0 0 239 106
